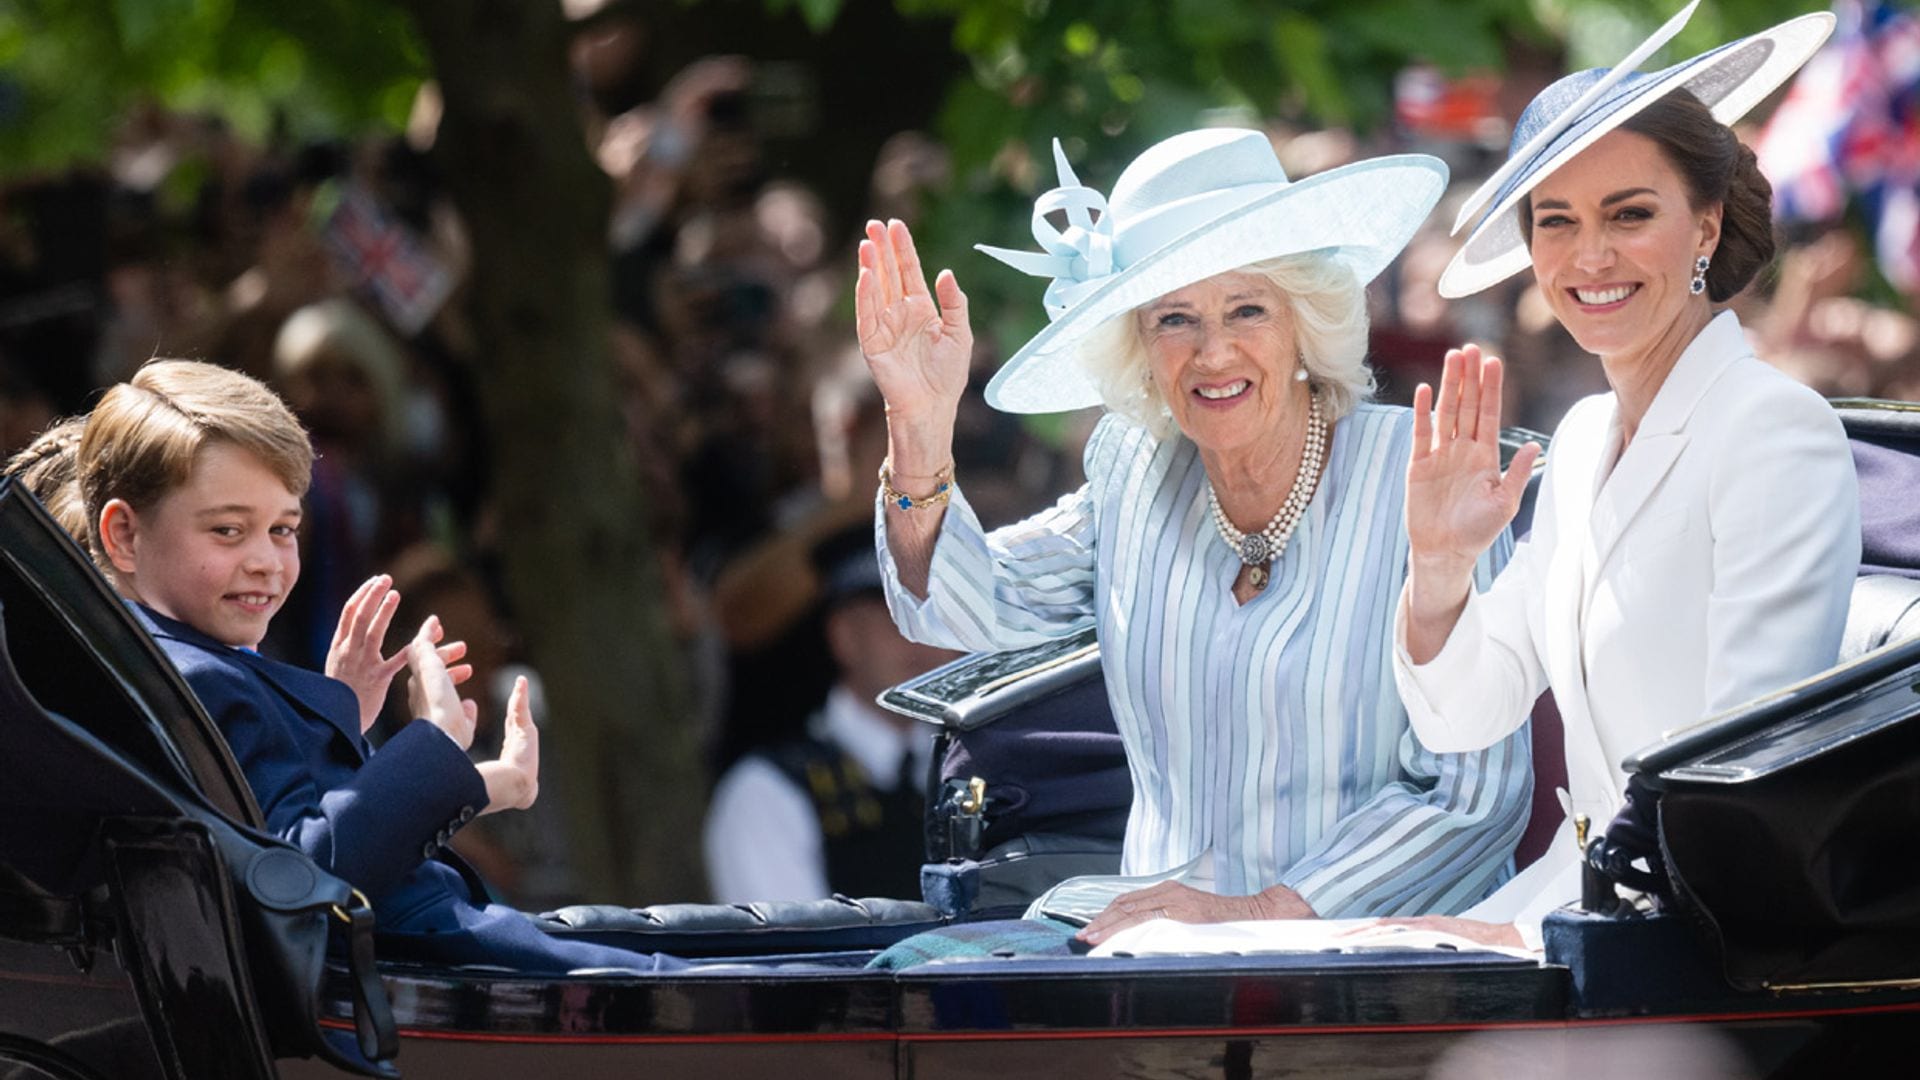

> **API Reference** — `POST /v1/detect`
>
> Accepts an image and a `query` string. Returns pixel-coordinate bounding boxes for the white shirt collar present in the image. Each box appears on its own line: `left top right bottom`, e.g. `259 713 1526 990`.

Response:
819 685 928 793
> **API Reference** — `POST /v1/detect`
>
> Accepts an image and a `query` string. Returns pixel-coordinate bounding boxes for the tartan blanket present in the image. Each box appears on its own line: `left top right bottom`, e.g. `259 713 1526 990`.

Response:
866 917 1079 970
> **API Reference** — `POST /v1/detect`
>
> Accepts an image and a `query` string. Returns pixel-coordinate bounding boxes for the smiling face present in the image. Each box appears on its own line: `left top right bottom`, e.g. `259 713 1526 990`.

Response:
1526 128 1721 361
1136 271 1305 455
104 441 303 650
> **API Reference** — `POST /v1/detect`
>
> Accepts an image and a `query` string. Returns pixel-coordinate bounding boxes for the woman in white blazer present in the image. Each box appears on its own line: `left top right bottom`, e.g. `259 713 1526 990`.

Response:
1390 4 1860 951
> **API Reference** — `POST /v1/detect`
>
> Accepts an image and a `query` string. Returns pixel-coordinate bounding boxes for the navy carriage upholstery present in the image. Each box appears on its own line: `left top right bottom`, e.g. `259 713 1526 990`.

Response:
533 895 944 957
1835 401 1920 653
1844 399 1920 579
884 630 1128 917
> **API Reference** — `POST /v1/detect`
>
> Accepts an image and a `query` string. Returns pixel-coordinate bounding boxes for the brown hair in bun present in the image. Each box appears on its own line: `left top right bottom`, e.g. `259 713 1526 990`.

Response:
1620 87 1777 303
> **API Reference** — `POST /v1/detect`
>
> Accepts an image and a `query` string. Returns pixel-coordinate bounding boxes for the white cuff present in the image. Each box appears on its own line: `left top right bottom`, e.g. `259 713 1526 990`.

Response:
1391 582 1496 753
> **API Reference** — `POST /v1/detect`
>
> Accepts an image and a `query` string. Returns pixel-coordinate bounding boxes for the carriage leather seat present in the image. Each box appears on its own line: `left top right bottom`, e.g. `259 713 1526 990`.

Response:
1841 574 1920 662
533 895 945 957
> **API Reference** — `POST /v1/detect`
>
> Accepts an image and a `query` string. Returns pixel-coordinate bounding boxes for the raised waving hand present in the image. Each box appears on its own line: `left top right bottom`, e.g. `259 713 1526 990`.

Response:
327 575 469 734
406 616 479 751
855 219 971 434
1404 346 1540 660
1407 345 1540 566
477 676 539 814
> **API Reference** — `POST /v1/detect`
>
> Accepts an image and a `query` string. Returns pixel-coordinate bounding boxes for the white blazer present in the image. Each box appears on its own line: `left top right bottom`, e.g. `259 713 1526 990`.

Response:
1393 312 1861 948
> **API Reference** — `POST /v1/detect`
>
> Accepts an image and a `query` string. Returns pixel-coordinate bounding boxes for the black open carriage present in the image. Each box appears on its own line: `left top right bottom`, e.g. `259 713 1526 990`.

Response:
3 401 1920 1079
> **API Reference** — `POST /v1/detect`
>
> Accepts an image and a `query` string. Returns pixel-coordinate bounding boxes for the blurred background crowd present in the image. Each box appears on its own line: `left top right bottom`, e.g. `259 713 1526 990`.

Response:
2 0 1916 909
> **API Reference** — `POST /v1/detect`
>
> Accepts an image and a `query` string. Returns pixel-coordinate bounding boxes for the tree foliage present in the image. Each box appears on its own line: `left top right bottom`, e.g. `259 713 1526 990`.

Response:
886 0 1830 378
0 0 426 171
0 0 1830 295
0 0 1827 187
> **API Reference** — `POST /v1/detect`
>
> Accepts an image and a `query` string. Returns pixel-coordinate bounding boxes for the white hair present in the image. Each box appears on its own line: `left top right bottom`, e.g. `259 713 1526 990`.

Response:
272 298 409 445
1076 252 1373 439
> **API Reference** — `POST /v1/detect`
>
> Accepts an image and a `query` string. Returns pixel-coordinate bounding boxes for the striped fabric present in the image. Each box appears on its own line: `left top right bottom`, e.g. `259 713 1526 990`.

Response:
879 404 1533 916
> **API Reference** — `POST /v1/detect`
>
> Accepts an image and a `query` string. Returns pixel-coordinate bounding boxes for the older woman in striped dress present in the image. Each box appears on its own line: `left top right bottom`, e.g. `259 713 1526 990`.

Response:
857 129 1532 944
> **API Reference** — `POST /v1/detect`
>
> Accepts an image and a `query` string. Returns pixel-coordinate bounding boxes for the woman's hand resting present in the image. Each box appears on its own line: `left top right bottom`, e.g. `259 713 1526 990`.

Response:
1076 880 1317 946
1362 914 1525 950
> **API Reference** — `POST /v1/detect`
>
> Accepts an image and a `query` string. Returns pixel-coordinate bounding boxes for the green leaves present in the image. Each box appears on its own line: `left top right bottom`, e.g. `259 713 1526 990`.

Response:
111 0 192 49
764 0 846 32
1268 13 1343 126
0 0 427 176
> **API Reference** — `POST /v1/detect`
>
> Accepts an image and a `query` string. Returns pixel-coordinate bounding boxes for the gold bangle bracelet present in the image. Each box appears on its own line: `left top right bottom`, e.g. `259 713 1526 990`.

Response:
880 459 953 511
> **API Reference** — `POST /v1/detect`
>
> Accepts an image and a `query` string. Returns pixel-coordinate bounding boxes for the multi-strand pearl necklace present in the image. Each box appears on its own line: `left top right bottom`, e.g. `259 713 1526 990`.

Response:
1206 390 1326 592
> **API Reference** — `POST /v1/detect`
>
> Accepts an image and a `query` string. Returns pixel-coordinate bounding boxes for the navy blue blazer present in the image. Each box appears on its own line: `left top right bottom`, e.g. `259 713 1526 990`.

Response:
137 604 679 973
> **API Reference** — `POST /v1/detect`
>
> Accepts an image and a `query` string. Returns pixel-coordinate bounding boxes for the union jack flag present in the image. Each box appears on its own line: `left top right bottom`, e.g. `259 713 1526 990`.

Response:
317 182 454 336
1758 0 1920 291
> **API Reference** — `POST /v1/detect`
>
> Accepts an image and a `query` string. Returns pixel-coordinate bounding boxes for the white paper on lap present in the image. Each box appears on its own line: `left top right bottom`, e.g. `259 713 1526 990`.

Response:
1087 918 1540 962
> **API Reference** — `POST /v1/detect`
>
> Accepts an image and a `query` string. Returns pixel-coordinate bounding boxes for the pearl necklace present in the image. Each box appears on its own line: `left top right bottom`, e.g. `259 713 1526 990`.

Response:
1206 390 1326 592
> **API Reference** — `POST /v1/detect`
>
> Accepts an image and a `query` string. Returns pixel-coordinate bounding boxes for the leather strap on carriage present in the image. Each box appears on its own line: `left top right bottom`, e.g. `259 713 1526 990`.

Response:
1587 774 1674 899
247 846 399 1068
332 891 397 1063
0 877 84 944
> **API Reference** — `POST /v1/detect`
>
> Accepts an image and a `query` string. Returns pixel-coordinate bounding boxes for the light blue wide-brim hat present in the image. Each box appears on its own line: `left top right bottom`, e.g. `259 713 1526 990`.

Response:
976 128 1448 414
1439 0 1835 299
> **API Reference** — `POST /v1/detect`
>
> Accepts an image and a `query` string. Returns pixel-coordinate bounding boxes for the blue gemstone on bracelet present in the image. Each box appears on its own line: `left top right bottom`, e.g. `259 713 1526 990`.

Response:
897 496 913 510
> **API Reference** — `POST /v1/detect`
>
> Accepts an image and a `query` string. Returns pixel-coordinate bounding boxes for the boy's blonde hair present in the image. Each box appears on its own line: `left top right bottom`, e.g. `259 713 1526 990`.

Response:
79 359 314 558
4 415 93 554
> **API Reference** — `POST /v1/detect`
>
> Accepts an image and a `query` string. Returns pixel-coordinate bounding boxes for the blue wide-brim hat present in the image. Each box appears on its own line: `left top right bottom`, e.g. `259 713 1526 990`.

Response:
1439 0 1835 298
975 128 1448 414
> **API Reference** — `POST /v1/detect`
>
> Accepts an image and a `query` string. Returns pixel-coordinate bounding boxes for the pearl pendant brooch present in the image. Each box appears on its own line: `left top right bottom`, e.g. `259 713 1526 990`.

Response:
1206 390 1328 594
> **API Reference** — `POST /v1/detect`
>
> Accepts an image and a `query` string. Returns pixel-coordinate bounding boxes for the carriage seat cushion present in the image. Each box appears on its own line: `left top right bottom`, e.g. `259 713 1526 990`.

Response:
940 672 1131 854
1840 574 1920 663
533 895 946 957
1855 438 1920 578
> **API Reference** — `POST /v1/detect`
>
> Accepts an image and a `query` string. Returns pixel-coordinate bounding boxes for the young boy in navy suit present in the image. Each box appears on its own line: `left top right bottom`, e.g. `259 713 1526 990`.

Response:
76 358 679 973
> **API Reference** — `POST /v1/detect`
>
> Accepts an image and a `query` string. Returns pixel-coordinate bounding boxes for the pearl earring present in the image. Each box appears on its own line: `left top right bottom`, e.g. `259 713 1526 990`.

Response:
1690 255 1710 296
1293 368 1310 383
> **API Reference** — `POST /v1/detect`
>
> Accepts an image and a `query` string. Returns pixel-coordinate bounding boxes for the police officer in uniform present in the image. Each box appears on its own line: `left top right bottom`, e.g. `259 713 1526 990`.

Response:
704 527 958 901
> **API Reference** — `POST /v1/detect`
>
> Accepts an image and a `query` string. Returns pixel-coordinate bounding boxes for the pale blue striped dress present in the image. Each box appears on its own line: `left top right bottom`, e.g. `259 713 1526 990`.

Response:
878 404 1533 915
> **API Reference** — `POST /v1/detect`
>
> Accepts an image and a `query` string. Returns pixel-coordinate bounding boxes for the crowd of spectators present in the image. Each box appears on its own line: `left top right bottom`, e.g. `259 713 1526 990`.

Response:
3 27 1914 910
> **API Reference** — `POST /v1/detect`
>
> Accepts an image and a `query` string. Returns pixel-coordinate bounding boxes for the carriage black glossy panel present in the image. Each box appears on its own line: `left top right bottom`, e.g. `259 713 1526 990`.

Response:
896 953 1566 1033
328 965 901 1036
0 941 163 1080
102 819 278 1080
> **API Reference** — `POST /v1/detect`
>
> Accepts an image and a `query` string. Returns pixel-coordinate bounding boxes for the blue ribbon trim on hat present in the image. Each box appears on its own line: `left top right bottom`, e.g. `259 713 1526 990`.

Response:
976 139 1118 321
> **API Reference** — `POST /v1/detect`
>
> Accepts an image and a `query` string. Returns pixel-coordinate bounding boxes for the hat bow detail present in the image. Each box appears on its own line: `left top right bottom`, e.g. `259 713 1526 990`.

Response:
977 140 1118 321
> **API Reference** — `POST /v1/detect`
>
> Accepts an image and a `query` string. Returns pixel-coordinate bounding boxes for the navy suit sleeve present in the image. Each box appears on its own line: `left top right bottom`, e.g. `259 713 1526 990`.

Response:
175 653 489 899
